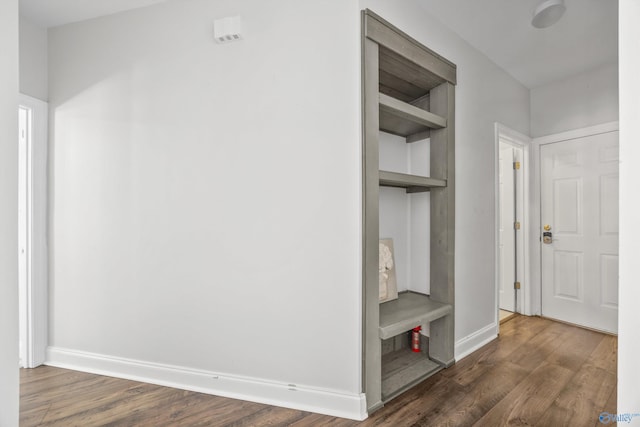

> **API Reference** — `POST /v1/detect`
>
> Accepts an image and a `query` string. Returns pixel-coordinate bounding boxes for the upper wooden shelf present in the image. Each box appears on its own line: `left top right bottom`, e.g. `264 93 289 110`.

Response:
379 93 446 137
364 11 457 88
379 170 446 193
379 292 452 340
379 46 445 102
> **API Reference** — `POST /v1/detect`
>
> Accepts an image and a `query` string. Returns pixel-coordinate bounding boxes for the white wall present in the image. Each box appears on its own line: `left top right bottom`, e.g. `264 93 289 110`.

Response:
360 0 530 357
19 16 48 101
0 0 20 425
530 62 618 137
379 132 430 295
618 0 640 421
48 0 364 418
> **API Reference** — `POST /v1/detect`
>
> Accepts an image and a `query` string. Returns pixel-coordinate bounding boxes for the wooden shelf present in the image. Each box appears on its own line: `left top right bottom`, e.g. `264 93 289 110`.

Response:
379 292 452 340
379 93 446 138
365 12 457 87
378 45 447 102
379 170 446 193
362 9 456 411
381 348 443 401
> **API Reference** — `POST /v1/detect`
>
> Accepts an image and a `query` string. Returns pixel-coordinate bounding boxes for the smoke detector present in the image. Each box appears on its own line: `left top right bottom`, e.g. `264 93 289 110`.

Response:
531 0 566 29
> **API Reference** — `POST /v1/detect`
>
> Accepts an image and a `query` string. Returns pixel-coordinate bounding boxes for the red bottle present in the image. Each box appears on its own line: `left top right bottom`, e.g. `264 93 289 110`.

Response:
411 326 421 353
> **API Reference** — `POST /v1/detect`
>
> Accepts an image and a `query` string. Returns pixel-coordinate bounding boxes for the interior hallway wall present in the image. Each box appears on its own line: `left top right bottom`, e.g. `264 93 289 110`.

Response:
48 0 363 417
618 0 640 418
19 16 48 101
0 0 20 425
530 62 618 137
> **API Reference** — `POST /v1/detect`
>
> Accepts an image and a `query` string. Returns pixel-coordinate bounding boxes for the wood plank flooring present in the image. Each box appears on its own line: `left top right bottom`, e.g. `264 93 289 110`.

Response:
20 316 617 426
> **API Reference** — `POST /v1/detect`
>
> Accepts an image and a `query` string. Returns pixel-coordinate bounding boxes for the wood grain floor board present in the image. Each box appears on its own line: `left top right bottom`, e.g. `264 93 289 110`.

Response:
21 375 122 411
588 334 618 374
19 403 51 427
20 369 113 397
39 383 176 426
472 361 575 426
19 317 617 427
368 375 468 427
33 380 146 422
543 326 606 372
147 394 267 427
505 320 569 372
438 340 498 387
442 325 528 385
443 315 554 387
130 390 235 427
602 384 617 423
19 365 71 386
101 390 196 426
289 413 360 427
88 386 203 427
536 364 616 427
223 405 310 427
412 361 530 427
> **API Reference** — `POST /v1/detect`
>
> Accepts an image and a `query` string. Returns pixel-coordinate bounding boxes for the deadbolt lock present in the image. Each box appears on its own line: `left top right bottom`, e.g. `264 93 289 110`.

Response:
543 224 552 244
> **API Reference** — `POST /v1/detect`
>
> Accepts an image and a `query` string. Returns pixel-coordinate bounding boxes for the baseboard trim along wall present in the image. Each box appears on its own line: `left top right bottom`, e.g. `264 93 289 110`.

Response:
46 347 368 421
454 323 498 361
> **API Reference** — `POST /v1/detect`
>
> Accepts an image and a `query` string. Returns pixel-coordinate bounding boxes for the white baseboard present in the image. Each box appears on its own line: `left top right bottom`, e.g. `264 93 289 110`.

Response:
46 347 367 421
454 322 498 361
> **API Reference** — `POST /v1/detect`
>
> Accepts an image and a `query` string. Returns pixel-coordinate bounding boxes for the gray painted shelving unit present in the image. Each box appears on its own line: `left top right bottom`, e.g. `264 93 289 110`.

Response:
361 10 457 413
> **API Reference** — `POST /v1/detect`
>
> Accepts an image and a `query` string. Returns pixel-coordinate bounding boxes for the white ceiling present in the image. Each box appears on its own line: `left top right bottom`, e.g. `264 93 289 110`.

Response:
418 0 618 88
19 0 169 29
19 0 618 89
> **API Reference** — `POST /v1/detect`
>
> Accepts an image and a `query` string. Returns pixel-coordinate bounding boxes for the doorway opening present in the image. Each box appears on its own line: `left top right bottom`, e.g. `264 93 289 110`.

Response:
495 124 530 328
18 94 48 368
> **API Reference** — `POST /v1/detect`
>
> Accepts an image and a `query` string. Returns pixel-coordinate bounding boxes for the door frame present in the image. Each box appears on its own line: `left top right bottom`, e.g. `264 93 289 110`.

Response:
18 93 48 368
494 123 531 324
530 121 619 317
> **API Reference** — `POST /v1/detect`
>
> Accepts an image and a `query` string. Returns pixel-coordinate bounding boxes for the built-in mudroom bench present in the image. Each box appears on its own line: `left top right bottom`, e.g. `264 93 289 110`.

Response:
361 9 457 412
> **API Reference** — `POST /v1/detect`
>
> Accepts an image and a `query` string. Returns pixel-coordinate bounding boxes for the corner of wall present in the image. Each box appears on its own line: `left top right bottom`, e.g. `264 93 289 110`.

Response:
454 322 498 361
0 0 20 425
19 15 49 101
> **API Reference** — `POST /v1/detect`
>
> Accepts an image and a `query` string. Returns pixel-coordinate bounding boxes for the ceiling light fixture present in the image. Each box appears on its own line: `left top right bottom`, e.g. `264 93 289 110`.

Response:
531 0 566 29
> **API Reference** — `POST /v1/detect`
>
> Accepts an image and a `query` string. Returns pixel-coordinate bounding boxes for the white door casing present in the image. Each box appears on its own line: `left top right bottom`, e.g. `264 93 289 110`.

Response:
18 94 48 368
540 130 619 334
498 143 524 312
513 147 524 313
495 123 530 321
18 106 28 367
498 144 515 312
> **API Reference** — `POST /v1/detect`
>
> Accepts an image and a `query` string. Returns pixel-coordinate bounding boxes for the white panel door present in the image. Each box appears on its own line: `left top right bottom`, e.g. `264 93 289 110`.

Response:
541 131 619 333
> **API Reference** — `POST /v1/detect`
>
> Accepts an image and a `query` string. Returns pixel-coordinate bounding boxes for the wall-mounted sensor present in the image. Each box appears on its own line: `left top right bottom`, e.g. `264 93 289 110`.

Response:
214 16 242 43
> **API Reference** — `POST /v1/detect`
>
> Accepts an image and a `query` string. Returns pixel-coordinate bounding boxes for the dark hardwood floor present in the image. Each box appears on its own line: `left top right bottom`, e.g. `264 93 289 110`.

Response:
20 315 617 426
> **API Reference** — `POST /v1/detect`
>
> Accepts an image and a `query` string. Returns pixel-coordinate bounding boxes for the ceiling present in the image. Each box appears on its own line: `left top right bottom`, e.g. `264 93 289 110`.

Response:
418 0 618 88
19 0 618 89
19 0 169 29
